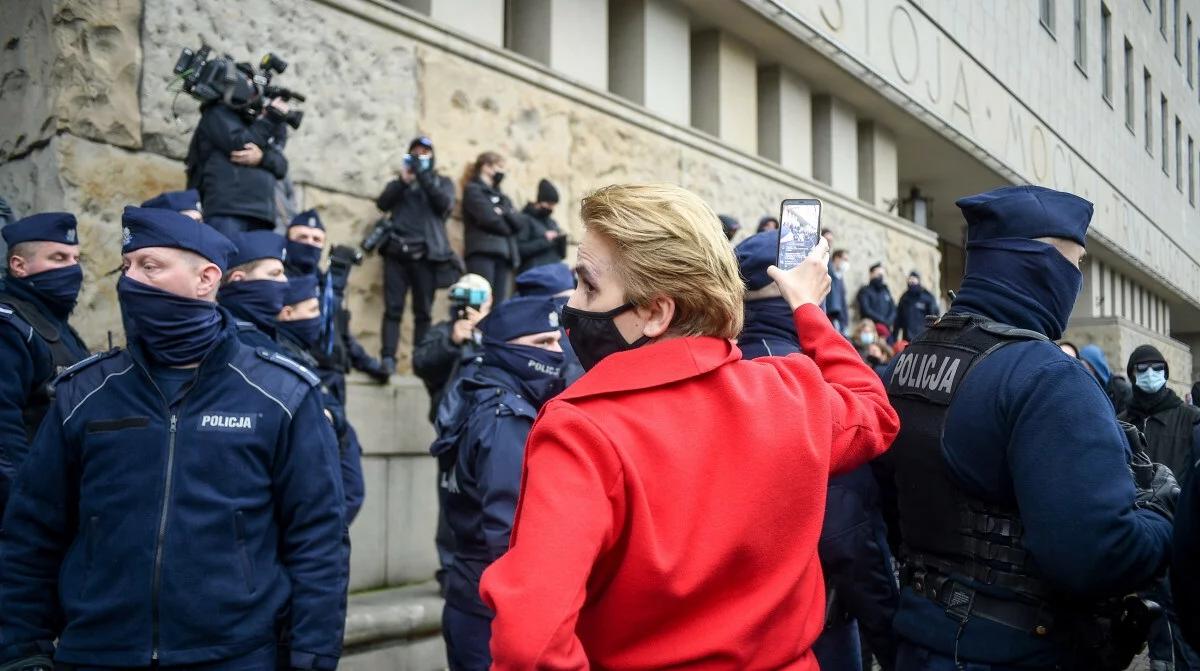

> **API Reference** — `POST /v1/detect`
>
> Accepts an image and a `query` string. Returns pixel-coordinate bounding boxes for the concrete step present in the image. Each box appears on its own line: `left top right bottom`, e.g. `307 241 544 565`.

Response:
341 581 447 671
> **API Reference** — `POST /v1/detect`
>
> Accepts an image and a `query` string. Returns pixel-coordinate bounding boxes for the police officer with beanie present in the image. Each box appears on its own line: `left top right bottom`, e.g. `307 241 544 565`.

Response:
432 295 566 670
0 213 89 519
735 230 899 671
881 185 1175 670
0 206 348 671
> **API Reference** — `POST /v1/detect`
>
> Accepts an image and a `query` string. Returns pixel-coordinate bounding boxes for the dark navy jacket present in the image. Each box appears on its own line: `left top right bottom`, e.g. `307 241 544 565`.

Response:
1174 460 1200 649
893 286 939 342
826 266 849 326
856 280 896 327
884 292 1172 667
432 364 537 618
0 277 88 517
0 315 348 669
738 297 899 668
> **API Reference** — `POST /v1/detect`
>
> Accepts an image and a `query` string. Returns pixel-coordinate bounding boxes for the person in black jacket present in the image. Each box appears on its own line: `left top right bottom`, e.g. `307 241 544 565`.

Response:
184 96 291 238
892 271 940 342
856 262 897 339
375 136 457 369
514 179 566 274
414 273 493 423
461 152 520 302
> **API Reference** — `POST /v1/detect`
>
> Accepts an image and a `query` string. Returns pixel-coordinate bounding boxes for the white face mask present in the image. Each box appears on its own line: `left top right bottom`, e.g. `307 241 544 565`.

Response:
836 261 850 275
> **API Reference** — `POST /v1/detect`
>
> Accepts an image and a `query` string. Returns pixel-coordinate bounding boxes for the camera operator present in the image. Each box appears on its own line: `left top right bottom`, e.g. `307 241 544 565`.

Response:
413 273 492 423
461 152 520 302
374 136 456 373
185 89 291 238
285 210 390 400
514 178 567 274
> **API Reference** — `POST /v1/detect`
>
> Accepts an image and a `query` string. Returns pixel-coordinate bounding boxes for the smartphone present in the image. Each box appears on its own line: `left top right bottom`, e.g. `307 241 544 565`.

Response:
777 198 822 270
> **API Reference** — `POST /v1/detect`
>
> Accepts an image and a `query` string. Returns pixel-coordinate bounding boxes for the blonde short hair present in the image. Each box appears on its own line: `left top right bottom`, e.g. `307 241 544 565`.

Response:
581 183 744 339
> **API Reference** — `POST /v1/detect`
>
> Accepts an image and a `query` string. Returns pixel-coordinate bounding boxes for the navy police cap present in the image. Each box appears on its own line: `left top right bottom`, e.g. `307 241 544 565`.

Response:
956 185 1092 247
121 206 236 272
2 212 79 247
141 189 202 214
283 273 320 307
479 296 561 342
515 263 575 297
734 230 779 291
230 231 287 268
289 209 324 231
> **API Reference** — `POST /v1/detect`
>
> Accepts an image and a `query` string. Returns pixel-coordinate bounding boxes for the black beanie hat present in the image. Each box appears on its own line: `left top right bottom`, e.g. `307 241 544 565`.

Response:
537 179 559 204
1127 344 1168 380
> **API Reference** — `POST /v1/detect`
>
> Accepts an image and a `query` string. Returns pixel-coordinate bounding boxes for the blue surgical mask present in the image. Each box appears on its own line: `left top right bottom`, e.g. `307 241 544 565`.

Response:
1135 368 1168 394
20 264 83 318
218 279 286 334
860 331 877 345
278 315 322 350
118 275 223 366
285 240 322 276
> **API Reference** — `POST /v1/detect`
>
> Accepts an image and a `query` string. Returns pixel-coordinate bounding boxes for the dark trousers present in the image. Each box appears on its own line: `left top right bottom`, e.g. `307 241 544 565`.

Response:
206 215 272 239
466 254 511 303
381 257 436 360
55 642 276 671
895 641 1012 671
443 603 492 671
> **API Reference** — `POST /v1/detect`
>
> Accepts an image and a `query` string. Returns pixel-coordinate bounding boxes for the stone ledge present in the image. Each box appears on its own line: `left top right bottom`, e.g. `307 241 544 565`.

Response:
345 581 444 649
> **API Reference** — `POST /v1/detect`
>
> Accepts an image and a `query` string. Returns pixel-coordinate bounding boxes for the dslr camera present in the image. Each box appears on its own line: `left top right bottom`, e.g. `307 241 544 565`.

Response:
173 43 307 129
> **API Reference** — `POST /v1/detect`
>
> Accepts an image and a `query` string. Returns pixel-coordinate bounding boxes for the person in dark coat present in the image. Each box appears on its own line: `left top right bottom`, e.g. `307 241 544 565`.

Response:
827 249 850 333
880 186 1174 671
1079 344 1133 415
461 152 520 302
0 213 89 521
184 96 292 237
514 179 567 273
414 274 493 423
736 231 898 671
857 262 897 335
0 207 348 671
433 295 566 671
141 189 204 222
375 136 457 368
893 271 939 342
514 263 583 386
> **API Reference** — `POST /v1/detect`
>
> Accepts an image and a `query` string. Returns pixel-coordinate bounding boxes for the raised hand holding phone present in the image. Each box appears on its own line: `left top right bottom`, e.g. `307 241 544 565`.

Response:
767 236 832 310
776 198 822 270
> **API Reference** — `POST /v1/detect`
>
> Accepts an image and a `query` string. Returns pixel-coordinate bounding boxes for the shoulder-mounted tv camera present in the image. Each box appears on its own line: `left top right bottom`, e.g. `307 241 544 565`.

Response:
173 43 306 129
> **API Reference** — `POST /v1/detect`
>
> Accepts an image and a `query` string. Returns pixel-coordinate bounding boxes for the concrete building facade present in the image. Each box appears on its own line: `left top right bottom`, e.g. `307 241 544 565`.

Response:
2 0 1199 666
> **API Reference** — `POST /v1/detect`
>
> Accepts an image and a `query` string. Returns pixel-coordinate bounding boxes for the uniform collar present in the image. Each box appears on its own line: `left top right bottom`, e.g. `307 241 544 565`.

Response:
558 335 741 401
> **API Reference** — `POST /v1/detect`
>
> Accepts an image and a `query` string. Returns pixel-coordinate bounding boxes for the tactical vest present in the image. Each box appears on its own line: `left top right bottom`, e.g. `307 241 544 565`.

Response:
0 292 84 440
885 313 1055 635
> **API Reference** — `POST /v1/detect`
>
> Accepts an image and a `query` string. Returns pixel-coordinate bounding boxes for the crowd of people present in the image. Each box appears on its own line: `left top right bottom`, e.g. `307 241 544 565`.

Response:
2 79 1200 671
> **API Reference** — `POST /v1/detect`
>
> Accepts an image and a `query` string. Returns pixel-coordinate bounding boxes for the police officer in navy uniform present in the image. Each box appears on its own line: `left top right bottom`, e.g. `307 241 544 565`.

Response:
881 186 1176 670
735 231 899 671
218 230 290 352
432 295 565 670
142 189 204 223
0 213 89 518
0 206 348 671
513 263 583 386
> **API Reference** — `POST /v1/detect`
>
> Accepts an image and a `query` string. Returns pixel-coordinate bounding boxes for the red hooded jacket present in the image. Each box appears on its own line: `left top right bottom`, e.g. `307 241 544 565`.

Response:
480 304 900 669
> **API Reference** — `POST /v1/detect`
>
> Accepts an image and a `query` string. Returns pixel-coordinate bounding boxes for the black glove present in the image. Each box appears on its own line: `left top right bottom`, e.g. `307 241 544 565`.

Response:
362 356 391 384
0 656 53 671
1130 449 1181 520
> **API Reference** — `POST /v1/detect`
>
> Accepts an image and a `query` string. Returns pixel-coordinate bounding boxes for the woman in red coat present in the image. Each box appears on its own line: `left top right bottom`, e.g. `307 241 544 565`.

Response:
480 183 900 669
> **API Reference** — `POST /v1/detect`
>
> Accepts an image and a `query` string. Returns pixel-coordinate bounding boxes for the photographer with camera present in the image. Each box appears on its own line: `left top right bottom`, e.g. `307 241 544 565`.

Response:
372 136 456 373
461 152 520 302
514 178 567 274
413 273 492 424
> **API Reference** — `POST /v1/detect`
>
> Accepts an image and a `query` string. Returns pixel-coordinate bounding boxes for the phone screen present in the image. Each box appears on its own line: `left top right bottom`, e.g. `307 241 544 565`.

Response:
777 199 821 270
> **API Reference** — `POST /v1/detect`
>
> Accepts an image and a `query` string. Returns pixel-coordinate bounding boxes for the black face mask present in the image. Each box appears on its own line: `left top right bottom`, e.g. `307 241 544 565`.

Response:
561 302 650 371
492 171 506 188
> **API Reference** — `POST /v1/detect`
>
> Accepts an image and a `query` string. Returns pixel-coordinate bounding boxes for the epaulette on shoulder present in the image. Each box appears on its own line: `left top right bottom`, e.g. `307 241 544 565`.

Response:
255 348 321 387
235 320 258 332
0 305 34 342
53 348 124 385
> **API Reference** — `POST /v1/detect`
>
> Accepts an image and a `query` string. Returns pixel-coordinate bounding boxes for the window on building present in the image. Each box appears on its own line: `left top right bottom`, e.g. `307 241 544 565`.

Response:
1101 4 1112 99
1176 116 1183 189
1162 0 1169 38
1176 0 1183 61
1145 69 1154 153
1041 0 1056 34
1075 0 1088 70
1189 17 1195 86
1189 135 1195 204
1125 39 1135 127
1162 95 1170 173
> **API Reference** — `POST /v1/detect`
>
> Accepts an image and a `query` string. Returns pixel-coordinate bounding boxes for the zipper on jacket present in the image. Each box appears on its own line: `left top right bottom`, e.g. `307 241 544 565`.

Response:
150 412 178 662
